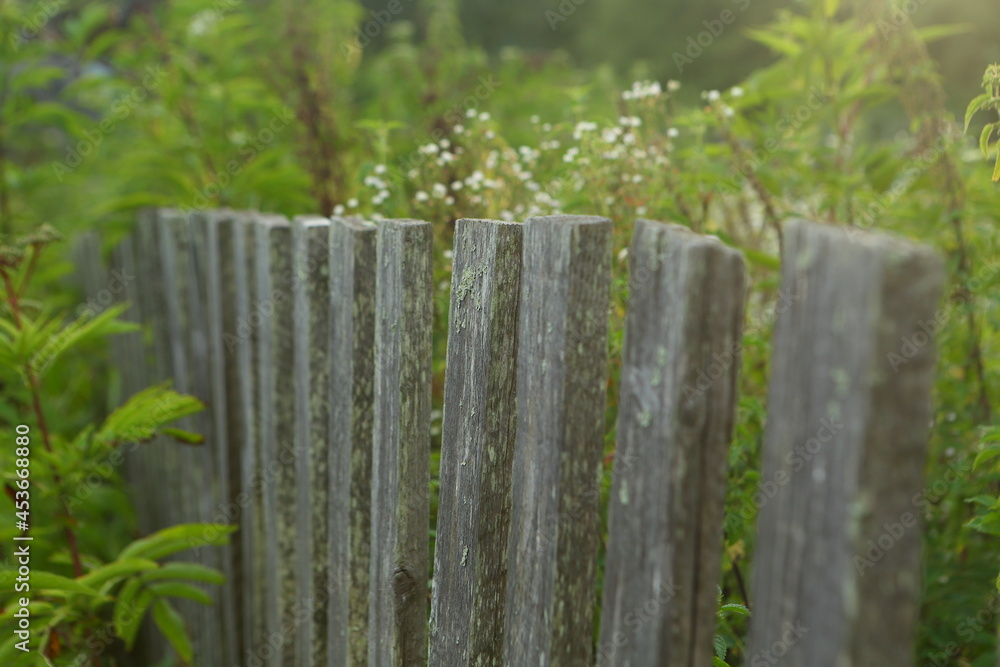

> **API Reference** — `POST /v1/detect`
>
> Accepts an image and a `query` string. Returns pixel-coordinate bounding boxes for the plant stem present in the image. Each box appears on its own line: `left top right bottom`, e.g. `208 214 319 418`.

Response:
1 269 85 578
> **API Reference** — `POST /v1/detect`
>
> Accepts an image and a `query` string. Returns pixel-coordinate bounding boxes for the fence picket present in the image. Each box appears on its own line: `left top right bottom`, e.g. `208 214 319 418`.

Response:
429 218 523 666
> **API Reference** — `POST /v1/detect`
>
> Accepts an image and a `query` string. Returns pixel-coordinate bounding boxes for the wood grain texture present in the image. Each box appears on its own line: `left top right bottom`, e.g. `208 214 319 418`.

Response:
597 220 746 667
747 219 944 667
237 214 268 664
291 216 332 667
429 219 523 667
369 219 433 667
504 214 612 667
252 213 296 667
328 217 377 667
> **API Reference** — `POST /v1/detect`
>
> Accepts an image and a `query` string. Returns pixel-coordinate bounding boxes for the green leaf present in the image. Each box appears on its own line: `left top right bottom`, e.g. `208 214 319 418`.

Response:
744 29 802 57
119 523 236 561
965 93 989 133
96 383 204 446
973 444 1000 471
139 562 225 585
966 513 1000 536
114 578 155 649
980 123 995 158
152 599 193 663
914 23 974 44
148 581 212 605
79 558 159 591
992 153 1000 182
719 602 751 617
713 633 727 659
160 427 205 445
964 495 999 508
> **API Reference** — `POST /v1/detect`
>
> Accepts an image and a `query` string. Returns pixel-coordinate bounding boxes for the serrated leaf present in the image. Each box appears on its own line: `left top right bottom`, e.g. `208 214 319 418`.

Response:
96 383 204 446
964 495 999 508
152 599 192 663
714 634 727 659
965 93 989 132
719 602 751 617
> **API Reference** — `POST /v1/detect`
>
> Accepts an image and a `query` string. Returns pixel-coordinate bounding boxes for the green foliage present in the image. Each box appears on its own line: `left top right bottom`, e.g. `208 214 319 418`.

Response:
0 230 233 665
0 0 996 664
965 64 1000 181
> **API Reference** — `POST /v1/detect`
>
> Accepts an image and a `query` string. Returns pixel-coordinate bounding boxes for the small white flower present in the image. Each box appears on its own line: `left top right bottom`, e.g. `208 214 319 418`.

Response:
347 198 358 208
374 164 387 174
333 204 345 216
667 127 679 139
453 124 465 134
377 189 389 200
466 108 477 118
414 191 429 202
730 86 744 98
407 169 419 179
542 123 553 132
703 90 721 102
485 130 495 139
723 106 735 118
443 250 454 259
432 183 448 198
636 206 647 216
617 247 629 261
530 115 540 124
667 80 681 92
500 210 515 221
439 139 451 149
631 174 643 184
445 195 455 205
451 180 463 191
478 112 491 122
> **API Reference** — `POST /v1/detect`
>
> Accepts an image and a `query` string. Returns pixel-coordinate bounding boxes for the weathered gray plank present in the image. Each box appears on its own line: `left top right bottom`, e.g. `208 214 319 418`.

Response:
747 219 944 667
252 212 297 667
235 214 268 665
166 209 222 666
291 215 332 667
195 209 244 667
328 216 377 667
504 214 612 666
597 220 746 666
369 219 433 667
429 218 523 666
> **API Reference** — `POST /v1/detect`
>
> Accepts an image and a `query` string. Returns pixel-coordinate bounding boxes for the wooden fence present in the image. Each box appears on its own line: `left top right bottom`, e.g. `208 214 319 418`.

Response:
74 209 944 666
